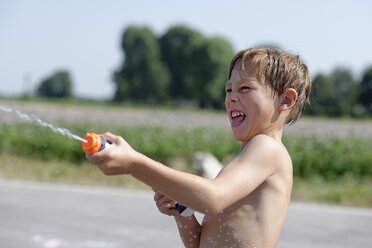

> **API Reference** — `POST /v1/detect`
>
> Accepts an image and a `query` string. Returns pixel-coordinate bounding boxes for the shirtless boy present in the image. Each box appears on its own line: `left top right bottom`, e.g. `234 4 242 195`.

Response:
86 47 311 248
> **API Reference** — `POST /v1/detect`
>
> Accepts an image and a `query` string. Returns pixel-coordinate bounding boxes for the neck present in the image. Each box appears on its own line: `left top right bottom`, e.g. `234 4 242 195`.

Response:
240 126 284 151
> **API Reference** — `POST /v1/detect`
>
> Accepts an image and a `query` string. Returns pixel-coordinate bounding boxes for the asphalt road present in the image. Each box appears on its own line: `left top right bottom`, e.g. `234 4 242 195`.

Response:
1 180 371 248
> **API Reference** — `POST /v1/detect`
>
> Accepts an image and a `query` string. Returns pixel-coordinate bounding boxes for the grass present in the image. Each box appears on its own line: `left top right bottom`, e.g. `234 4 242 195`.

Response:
2 153 371 207
1 124 371 180
292 176 372 207
0 153 149 190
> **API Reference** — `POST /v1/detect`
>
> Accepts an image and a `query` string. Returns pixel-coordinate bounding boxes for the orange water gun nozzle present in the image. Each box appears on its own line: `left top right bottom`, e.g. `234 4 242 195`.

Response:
82 133 110 154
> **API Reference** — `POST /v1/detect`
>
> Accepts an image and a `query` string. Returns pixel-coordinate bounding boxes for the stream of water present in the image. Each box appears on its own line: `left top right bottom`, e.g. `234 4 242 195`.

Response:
0 105 87 143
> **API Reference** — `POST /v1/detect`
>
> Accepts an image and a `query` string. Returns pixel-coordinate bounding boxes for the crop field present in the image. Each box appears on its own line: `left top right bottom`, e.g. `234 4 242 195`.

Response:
1 99 372 138
1 99 371 207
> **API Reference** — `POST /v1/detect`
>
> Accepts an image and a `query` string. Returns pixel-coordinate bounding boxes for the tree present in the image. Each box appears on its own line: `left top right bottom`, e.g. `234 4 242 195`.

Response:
113 26 170 104
358 66 372 114
159 25 234 108
159 26 204 100
113 24 234 108
189 37 234 108
37 70 72 98
307 69 359 117
331 68 358 116
306 73 338 116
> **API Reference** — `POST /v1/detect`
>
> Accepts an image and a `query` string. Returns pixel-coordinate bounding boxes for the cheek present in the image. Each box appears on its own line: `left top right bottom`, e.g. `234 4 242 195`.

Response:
224 96 229 111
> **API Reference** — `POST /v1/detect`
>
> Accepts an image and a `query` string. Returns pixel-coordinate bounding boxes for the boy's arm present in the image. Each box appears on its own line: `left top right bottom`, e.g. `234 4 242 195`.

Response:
154 191 201 248
87 133 282 214
174 215 201 248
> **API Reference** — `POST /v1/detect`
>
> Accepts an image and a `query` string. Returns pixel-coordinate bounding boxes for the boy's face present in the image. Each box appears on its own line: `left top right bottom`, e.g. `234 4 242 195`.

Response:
225 61 279 142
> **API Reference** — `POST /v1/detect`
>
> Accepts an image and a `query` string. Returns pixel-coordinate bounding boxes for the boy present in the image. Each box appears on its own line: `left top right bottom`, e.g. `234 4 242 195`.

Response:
86 47 311 247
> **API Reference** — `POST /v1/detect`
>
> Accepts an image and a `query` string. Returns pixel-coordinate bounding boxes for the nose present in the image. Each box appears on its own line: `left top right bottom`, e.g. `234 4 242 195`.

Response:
226 92 238 103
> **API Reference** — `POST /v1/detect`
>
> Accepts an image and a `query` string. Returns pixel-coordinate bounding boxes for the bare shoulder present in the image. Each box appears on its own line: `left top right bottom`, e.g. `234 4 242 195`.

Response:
239 134 292 171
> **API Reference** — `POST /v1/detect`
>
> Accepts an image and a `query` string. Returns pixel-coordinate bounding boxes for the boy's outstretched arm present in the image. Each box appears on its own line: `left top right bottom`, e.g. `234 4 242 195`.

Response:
86 132 217 213
86 132 281 214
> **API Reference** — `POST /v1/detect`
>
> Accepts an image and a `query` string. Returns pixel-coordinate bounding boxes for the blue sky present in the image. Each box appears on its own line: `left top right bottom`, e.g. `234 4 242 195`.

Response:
1 0 371 99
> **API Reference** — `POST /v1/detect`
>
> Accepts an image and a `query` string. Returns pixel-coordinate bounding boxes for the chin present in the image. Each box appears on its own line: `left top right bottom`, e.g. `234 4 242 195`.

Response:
232 132 247 142
231 127 255 143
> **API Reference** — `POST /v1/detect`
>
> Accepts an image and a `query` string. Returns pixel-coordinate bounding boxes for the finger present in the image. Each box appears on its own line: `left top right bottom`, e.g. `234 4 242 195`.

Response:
158 201 174 212
156 196 169 208
86 148 110 164
158 198 177 210
154 191 163 202
156 193 172 205
86 153 92 160
167 208 180 216
159 203 179 216
101 132 123 145
86 152 103 165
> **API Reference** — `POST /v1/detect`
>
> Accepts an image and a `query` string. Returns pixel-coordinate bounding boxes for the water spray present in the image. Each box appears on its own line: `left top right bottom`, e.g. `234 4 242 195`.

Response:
0 105 87 143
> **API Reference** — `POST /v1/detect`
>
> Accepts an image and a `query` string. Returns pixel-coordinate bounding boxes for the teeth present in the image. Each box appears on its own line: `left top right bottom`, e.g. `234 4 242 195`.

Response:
232 112 244 118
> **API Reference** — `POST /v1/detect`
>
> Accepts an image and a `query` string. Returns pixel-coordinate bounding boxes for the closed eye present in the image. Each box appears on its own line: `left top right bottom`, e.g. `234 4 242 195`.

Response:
240 86 251 91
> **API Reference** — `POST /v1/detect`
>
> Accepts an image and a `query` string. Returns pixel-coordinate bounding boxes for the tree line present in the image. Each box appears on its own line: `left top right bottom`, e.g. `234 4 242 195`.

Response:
305 67 372 117
35 25 372 117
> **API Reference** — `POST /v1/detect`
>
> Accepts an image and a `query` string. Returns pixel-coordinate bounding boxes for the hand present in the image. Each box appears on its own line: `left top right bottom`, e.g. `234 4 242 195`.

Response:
85 132 140 175
154 190 179 216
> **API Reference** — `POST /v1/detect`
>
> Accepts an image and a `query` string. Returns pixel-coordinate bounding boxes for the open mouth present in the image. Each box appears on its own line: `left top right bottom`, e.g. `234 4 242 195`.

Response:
230 111 246 127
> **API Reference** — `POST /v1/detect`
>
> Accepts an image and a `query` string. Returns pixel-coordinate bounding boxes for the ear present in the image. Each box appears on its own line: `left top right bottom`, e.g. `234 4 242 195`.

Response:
278 88 297 111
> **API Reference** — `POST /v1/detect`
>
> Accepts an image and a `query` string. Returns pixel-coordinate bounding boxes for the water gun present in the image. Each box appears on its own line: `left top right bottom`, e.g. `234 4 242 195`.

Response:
82 133 195 217
82 133 111 154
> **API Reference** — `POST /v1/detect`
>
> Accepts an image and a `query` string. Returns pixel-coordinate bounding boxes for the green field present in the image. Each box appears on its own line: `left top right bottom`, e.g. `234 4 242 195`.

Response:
0 100 371 207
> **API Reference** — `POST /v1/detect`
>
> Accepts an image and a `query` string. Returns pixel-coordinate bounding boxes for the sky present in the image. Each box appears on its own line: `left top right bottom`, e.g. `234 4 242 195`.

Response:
1 0 372 99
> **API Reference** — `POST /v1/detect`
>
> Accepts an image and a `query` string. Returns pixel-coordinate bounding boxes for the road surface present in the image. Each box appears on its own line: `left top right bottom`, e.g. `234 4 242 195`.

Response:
1 180 371 248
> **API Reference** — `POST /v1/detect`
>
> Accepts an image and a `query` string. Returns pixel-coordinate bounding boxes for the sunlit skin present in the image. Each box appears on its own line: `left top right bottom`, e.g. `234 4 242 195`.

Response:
86 61 298 247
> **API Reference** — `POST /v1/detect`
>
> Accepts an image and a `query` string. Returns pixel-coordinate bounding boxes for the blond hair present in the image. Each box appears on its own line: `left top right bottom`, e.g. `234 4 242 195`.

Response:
228 47 311 124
